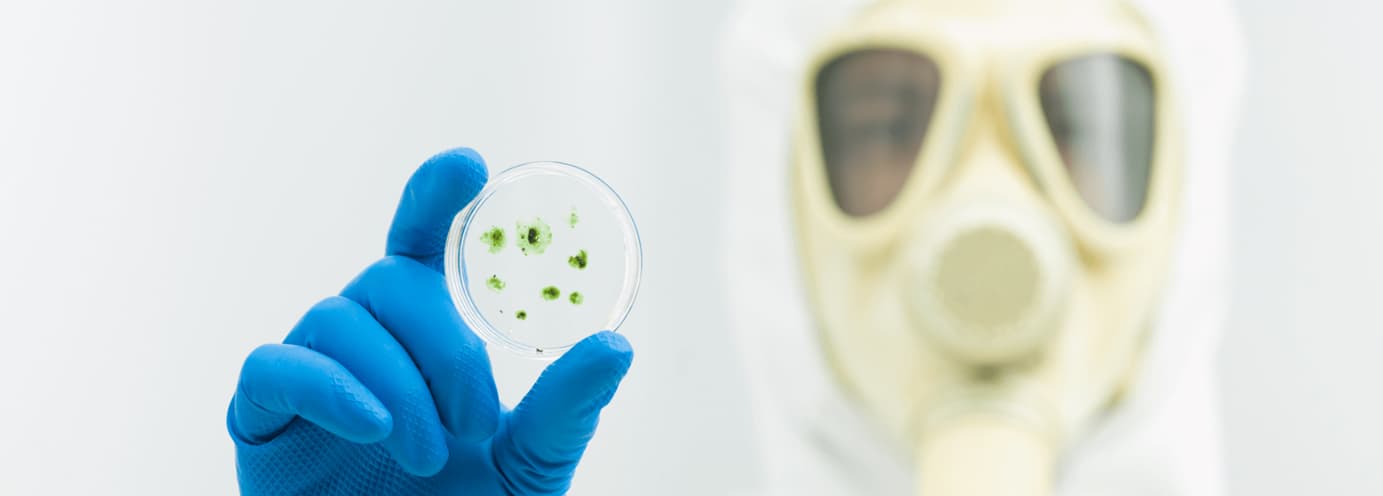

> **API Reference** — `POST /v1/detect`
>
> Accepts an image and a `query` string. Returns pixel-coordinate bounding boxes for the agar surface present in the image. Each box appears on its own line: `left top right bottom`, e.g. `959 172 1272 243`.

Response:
515 218 553 255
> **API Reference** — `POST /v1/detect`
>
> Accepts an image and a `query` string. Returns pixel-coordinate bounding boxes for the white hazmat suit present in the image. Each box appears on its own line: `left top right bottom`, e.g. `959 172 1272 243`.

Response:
718 0 1243 494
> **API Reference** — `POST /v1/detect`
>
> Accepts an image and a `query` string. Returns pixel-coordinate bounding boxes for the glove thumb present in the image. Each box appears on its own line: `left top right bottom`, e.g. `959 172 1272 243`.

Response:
496 331 633 493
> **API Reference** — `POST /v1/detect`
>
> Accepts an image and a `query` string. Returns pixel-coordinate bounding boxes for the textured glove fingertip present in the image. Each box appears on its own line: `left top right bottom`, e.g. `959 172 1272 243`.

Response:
333 379 395 444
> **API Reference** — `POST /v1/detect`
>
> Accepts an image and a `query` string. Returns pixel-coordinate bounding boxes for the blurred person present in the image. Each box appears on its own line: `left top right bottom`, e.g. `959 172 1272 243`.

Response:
225 0 1241 494
719 0 1241 494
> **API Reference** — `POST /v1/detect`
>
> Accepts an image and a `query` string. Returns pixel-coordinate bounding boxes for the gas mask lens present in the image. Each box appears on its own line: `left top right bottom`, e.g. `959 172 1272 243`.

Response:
815 49 1157 225
1039 54 1156 223
815 49 941 217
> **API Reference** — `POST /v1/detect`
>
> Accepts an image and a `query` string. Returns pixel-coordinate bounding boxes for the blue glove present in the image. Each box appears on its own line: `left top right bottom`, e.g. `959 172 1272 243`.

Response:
227 148 634 495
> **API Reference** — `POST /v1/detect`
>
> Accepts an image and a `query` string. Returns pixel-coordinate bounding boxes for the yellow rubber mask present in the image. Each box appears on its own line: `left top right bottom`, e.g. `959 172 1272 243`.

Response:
790 0 1182 493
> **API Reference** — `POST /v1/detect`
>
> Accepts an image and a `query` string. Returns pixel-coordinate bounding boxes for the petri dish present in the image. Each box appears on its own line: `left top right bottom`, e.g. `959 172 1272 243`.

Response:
444 161 642 359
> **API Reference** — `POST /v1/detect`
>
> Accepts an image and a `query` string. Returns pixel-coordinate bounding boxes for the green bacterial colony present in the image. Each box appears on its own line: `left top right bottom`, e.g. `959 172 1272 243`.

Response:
478 211 589 320
486 275 506 292
481 227 505 254
515 218 553 255
568 249 588 270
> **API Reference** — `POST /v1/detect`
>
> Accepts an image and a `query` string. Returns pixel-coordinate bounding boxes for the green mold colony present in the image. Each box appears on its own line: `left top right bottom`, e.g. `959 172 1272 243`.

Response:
568 249 588 270
486 275 506 292
478 211 598 322
480 226 505 254
515 218 553 255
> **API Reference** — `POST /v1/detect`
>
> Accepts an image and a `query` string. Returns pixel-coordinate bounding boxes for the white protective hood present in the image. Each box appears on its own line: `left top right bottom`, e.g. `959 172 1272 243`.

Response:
716 0 1243 494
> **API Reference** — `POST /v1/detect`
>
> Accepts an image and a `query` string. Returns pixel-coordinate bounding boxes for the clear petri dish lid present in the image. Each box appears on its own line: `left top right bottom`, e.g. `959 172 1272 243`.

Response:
444 161 642 359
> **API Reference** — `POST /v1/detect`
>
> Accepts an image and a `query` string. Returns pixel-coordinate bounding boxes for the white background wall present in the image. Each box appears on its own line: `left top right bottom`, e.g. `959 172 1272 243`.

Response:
1220 0 1383 493
0 1 1377 494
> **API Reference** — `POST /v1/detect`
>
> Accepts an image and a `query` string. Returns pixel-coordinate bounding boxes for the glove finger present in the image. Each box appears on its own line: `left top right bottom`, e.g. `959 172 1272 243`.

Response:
285 296 450 476
230 343 391 446
386 147 488 272
343 256 501 443
497 331 633 494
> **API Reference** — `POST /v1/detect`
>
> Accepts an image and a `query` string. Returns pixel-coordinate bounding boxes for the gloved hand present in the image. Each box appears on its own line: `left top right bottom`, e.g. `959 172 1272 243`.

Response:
227 148 634 495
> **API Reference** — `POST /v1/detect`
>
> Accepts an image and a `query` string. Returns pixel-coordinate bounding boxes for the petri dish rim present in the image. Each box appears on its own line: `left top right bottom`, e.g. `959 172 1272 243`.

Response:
443 161 643 359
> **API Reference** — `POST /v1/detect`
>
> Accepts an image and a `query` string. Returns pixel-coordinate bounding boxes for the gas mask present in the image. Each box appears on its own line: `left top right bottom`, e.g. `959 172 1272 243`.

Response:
790 0 1181 493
